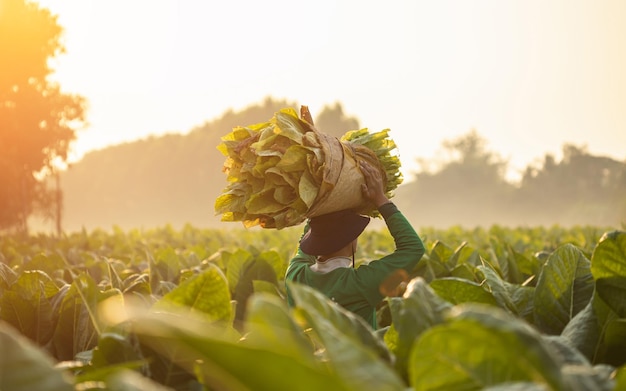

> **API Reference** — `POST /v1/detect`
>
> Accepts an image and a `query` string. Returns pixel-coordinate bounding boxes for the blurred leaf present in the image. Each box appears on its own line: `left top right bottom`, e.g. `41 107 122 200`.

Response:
591 230 626 317
430 277 499 306
22 253 67 281
149 247 183 294
0 262 17 291
222 249 253 294
91 332 144 369
104 369 175 391
50 274 103 361
289 282 404 391
133 310 347 391
0 321 74 391
409 304 565 390
153 264 232 323
0 271 57 345
385 277 453 381
429 241 455 271
242 293 314 360
561 364 616 391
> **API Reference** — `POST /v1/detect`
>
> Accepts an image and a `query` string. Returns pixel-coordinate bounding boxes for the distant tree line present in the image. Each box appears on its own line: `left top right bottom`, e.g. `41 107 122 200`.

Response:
395 130 626 228
49 97 625 232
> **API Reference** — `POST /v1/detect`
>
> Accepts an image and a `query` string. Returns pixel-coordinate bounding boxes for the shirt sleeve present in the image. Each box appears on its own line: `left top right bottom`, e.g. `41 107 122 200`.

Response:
353 203 425 306
285 221 316 306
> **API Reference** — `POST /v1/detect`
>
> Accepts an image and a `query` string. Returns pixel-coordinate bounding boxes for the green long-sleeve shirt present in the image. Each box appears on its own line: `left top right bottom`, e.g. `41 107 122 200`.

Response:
285 203 425 329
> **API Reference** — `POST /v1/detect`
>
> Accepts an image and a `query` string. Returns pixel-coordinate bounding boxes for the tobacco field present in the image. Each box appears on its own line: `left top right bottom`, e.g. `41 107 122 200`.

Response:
1 224 625 390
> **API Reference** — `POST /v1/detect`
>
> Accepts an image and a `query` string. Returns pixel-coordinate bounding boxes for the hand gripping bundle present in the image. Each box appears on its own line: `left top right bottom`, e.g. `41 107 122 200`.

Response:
214 106 402 229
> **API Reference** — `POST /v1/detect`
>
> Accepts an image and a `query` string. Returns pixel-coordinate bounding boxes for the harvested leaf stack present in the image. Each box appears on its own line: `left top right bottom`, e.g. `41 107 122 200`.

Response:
215 106 402 229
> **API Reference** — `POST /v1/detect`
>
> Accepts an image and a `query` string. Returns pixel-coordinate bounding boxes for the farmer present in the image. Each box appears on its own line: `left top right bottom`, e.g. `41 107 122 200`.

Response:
285 159 425 329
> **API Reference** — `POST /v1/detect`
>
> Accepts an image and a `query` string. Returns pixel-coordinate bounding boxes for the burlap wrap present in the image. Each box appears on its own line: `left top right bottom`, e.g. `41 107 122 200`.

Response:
305 131 383 218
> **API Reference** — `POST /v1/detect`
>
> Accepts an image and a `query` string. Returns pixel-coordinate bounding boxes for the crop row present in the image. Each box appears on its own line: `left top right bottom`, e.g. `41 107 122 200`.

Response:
0 224 624 390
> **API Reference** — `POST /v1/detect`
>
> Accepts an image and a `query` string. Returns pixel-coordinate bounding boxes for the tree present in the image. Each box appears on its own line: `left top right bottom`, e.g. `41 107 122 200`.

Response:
518 144 626 226
0 0 85 232
313 102 360 138
395 130 514 227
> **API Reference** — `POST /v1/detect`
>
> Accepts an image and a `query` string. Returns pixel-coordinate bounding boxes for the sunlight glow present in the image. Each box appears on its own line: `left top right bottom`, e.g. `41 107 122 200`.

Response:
33 0 626 182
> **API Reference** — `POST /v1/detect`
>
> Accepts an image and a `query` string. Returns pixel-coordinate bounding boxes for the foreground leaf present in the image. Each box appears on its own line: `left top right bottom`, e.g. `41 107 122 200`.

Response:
132 310 348 391
590 230 626 317
385 278 453 381
409 304 565 390
533 244 594 335
0 321 74 391
289 282 404 391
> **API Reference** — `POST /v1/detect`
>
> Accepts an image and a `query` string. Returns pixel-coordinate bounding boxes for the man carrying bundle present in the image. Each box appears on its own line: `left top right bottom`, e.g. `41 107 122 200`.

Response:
285 160 425 329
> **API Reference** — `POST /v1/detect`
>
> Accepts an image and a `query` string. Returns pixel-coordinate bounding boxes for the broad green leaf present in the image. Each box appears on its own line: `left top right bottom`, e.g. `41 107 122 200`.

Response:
561 300 602 362
0 271 57 345
104 369 175 391
533 244 594 335
482 383 549 391
149 247 184 295
289 282 404 391
450 243 481 267
562 291 626 366
409 304 565 390
73 361 150 387
561 364 616 391
615 366 626 390
288 281 392 362
510 245 542 281
590 230 626 317
0 262 17 291
449 263 478 281
385 277 453 381
542 335 591 365
153 264 232 323
252 280 282 296
232 258 278 327
486 237 513 281
0 321 74 391
602 318 626 366
430 277 499 306
50 274 114 360
476 264 517 314
428 240 455 271
414 256 450 283
133 310 347 391
242 293 314 360
22 253 67 282
122 273 151 295
506 283 535 323
222 248 254 293
257 249 287 280
91 332 144 369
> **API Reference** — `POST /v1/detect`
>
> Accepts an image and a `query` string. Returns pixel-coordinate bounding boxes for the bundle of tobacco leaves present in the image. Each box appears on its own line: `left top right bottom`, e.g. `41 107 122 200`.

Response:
214 107 402 229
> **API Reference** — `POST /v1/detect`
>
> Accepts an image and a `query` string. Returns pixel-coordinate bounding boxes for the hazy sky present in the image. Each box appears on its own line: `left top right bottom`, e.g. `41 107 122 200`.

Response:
36 0 626 181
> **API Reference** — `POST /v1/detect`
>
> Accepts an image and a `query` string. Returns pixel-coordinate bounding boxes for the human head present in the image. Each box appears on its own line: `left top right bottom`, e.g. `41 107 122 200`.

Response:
300 209 370 255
